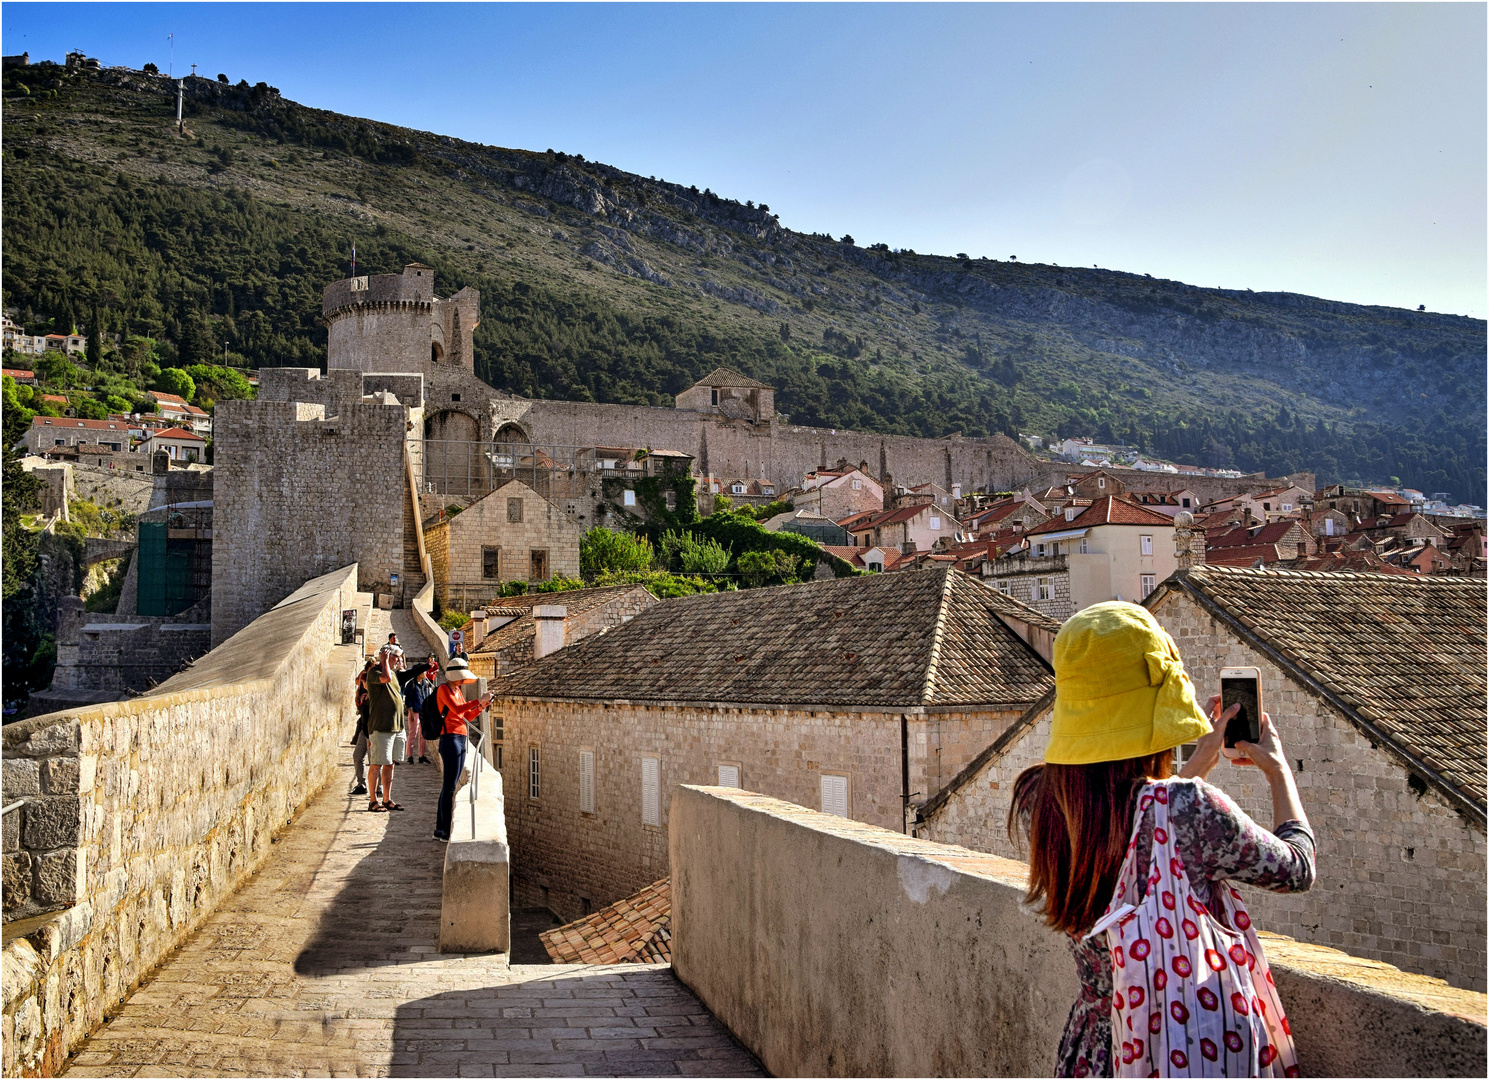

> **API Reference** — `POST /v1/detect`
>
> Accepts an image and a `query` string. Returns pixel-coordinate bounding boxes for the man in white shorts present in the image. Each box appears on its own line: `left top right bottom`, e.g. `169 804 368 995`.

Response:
364 647 407 811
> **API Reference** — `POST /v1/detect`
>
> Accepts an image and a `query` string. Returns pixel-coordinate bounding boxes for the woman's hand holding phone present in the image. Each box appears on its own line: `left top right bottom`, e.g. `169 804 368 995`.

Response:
1178 696 1232 780
1234 712 1287 777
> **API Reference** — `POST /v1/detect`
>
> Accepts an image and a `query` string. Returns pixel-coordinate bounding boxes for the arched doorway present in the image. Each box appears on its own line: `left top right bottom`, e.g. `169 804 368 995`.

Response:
424 410 487 496
490 422 536 494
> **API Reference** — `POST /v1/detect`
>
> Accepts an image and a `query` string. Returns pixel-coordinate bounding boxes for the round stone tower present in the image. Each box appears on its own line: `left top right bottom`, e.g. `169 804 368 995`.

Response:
321 263 479 374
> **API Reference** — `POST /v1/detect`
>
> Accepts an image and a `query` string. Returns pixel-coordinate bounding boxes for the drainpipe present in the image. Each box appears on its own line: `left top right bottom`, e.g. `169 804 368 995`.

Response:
900 713 910 834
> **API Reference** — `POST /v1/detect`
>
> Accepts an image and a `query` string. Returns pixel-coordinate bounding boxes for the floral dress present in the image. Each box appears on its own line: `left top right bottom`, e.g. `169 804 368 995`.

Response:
1055 778 1316 1078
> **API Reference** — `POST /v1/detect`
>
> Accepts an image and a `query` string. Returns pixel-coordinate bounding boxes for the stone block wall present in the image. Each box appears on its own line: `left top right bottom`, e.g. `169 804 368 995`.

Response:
986 557 1075 620
918 594 1489 993
1150 590 1488 992
673 786 1488 1079
0 565 365 1077
494 696 1022 923
212 398 408 646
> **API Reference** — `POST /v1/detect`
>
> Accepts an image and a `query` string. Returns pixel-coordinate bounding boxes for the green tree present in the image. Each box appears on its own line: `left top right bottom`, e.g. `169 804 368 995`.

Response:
34 352 77 389
154 367 196 402
579 527 654 579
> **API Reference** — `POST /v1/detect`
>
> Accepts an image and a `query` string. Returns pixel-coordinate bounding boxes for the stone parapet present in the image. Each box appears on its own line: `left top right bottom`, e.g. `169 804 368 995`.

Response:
439 760 509 955
671 785 1488 1078
1 565 366 1077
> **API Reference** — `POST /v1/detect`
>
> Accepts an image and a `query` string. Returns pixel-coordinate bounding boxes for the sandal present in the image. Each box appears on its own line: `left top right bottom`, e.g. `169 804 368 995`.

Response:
369 801 386 812
384 801 405 811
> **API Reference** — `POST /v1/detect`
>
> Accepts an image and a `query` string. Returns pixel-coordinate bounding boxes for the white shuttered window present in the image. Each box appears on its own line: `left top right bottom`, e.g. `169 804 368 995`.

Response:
717 764 740 788
820 774 849 817
529 746 541 800
641 756 660 826
579 750 595 814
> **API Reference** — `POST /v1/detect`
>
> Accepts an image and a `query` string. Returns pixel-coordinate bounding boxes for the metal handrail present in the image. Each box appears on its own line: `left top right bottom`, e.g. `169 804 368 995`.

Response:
2 800 25 816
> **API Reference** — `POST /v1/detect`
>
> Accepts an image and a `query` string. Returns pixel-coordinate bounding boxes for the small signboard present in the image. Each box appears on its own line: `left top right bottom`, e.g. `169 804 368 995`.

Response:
448 628 464 656
340 609 357 646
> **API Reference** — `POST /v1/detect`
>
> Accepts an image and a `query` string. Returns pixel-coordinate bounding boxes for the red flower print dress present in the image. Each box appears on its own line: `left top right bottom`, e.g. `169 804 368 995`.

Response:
1054 778 1315 1078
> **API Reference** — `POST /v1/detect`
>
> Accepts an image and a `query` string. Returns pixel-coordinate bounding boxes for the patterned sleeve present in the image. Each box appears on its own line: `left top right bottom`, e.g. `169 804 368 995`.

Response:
1169 778 1316 893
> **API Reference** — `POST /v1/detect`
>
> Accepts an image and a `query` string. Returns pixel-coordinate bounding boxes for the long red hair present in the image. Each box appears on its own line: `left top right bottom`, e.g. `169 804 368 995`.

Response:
1007 753 1173 936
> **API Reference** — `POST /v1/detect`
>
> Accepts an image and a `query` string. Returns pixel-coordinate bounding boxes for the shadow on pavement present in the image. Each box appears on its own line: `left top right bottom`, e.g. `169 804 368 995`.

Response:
389 966 765 1078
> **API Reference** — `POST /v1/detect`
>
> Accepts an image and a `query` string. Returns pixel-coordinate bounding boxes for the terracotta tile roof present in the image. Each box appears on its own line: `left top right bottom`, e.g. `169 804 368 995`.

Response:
31 417 129 431
1025 495 1173 535
1369 491 1410 506
1154 566 1487 824
855 503 939 530
147 427 205 442
1210 521 1305 549
691 365 771 390
819 545 862 563
3 368 34 379
835 510 879 531
150 391 190 406
1286 551 1415 576
1203 544 1282 567
498 567 1054 709
540 879 672 964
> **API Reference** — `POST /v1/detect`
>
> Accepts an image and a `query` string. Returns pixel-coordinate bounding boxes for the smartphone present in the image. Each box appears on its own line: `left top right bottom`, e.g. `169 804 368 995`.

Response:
1219 667 1263 761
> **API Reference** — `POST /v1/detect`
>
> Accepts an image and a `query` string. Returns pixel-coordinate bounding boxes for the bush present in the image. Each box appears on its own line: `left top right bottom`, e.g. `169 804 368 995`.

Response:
437 609 468 631
580 526 654 579
660 529 730 575
737 548 802 588
74 397 109 420
593 569 716 599
533 575 585 593
749 499 794 521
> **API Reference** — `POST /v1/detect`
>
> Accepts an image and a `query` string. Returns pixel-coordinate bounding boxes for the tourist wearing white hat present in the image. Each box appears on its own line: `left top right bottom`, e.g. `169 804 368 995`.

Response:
432 656 494 842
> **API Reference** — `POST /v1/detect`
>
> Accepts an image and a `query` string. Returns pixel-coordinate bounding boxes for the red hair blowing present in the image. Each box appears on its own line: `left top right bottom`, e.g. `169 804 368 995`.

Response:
1007 753 1173 936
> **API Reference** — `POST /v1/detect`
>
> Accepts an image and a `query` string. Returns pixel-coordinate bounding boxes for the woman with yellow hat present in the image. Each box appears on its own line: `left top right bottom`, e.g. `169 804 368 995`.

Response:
1008 602 1314 1077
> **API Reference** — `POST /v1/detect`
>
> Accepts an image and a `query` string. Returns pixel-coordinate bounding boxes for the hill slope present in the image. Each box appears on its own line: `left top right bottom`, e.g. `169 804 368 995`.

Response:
2 62 1484 501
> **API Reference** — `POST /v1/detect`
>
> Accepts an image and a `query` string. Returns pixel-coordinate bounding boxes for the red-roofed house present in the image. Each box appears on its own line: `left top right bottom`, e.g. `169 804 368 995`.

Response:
792 467 883 520
141 426 206 462
983 496 1179 618
1236 483 1311 523
1208 519 1316 561
150 391 213 437
2 367 37 385
844 501 961 554
26 415 131 455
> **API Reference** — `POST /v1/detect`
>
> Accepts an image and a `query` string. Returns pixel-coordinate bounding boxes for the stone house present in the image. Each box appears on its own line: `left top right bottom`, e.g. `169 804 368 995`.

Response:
990 495 1178 618
150 392 212 438
965 499 1049 536
1126 488 1202 517
1236 484 1311 522
1067 469 1127 499
462 583 658 688
424 479 583 609
26 416 131 456
1209 519 1317 562
1305 507 1351 539
488 567 1057 922
673 366 774 424
1372 512 1448 548
793 467 884 521
846 501 961 553
761 508 848 546
915 566 1486 992
141 427 205 463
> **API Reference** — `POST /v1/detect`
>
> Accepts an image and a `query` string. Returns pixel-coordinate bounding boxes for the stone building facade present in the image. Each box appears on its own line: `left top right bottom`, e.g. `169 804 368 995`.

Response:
490 568 1056 922
211 397 410 646
423 480 583 608
916 567 1487 992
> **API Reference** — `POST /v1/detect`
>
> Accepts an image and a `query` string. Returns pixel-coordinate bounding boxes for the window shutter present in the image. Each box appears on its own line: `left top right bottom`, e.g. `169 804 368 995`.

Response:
820 774 848 817
641 756 660 826
529 746 541 800
579 750 595 814
717 764 740 788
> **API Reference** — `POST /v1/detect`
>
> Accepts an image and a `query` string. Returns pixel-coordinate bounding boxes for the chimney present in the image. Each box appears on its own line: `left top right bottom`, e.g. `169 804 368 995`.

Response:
467 609 489 651
533 605 567 660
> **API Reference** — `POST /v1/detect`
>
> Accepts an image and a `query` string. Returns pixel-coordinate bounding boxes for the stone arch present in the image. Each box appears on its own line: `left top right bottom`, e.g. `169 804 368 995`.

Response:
430 341 444 364
423 409 487 496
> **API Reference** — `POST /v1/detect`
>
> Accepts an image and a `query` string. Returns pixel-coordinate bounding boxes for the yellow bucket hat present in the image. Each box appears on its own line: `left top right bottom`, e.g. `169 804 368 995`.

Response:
1045 601 1211 765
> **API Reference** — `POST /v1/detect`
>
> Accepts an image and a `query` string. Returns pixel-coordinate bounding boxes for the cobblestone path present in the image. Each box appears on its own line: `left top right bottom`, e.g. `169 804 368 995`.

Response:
62 643 763 1078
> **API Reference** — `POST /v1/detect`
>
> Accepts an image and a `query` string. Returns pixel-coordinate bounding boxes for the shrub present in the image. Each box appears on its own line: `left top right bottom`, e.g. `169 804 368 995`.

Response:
580 526 654 579
660 529 730 575
437 609 468 631
593 569 716 599
153 367 195 402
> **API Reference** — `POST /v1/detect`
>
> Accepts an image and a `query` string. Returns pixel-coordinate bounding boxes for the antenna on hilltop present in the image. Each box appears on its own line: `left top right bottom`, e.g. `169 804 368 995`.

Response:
351 245 356 277
167 33 174 78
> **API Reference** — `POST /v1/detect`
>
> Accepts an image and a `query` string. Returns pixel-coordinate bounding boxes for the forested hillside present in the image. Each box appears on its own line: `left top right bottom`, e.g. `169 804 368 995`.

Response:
2 60 1483 501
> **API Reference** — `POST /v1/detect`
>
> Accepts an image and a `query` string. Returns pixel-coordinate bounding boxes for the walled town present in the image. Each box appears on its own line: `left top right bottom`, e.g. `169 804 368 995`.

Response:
3 260 1483 1078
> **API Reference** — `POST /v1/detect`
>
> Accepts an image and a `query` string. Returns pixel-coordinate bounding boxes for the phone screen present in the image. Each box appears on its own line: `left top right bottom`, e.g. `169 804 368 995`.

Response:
1220 677 1261 748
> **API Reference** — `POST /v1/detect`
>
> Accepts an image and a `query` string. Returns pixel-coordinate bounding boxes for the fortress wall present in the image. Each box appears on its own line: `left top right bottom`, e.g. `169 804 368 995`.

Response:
212 399 408 647
1 566 365 1078
326 306 436 374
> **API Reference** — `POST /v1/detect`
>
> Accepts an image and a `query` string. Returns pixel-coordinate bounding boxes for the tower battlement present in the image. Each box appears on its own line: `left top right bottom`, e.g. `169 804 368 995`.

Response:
321 263 479 376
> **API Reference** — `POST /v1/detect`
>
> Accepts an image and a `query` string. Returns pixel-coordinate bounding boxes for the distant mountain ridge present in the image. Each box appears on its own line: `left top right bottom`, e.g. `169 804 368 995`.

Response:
1 60 1483 501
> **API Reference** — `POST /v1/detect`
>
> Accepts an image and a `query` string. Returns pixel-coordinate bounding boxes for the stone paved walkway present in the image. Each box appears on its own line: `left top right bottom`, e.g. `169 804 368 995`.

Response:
62 659 763 1078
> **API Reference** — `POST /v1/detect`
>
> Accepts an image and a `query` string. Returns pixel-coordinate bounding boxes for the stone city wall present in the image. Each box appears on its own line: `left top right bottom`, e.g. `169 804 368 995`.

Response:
212 398 408 646
672 786 1487 1078
916 590 1489 993
1 565 366 1077
494 695 1024 923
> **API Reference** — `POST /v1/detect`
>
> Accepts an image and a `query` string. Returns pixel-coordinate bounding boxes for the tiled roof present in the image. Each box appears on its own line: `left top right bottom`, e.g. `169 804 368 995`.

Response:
1210 521 1305 549
1154 566 1487 823
2 368 34 378
691 365 771 390
31 417 129 431
151 391 189 406
498 567 1054 709
1025 495 1173 535
1369 491 1410 506
1203 544 1281 567
468 584 656 658
854 503 938 530
835 510 879 531
540 879 671 964
147 427 205 441
1287 551 1415 576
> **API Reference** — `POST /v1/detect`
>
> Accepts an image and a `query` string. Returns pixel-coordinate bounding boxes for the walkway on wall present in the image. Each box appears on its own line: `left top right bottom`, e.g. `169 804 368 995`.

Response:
61 712 762 1077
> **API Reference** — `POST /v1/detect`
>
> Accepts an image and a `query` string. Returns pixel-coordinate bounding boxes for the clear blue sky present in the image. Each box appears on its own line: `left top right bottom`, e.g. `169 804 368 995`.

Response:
6 3 1485 317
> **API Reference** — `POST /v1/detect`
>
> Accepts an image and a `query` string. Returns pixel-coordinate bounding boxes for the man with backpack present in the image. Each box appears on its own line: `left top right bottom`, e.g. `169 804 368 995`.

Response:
400 655 439 764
